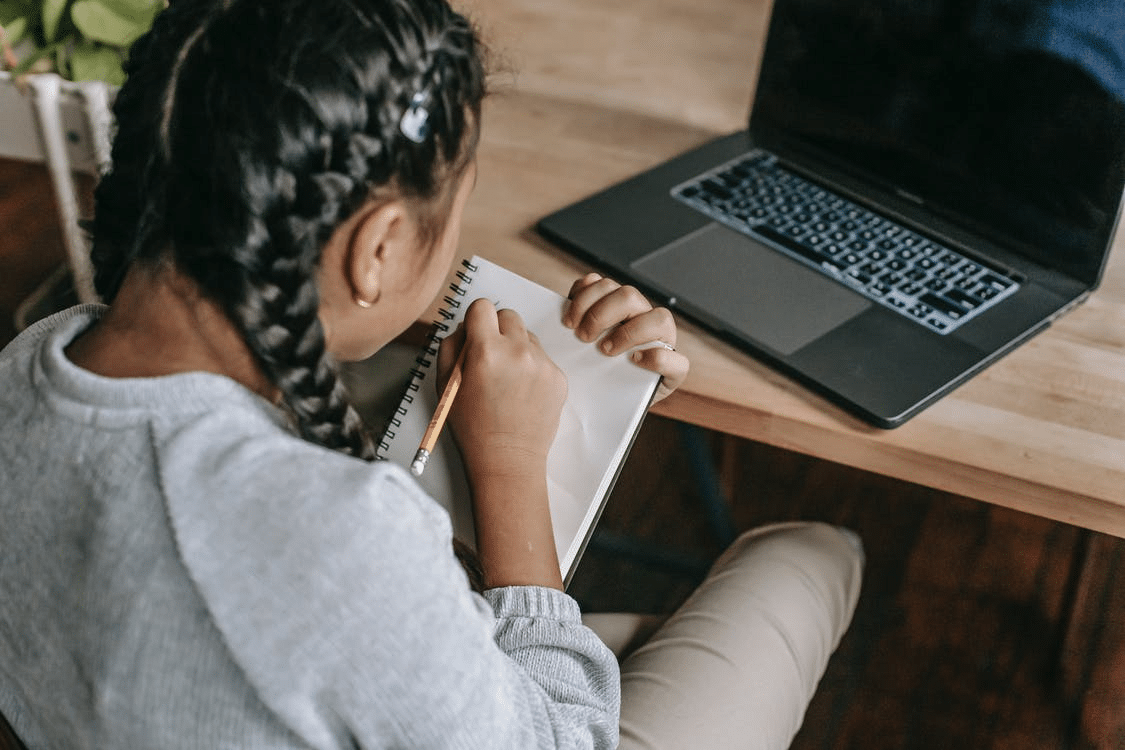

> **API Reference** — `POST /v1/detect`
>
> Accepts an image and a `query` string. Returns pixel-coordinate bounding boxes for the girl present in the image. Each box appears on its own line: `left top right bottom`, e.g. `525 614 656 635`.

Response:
0 0 861 747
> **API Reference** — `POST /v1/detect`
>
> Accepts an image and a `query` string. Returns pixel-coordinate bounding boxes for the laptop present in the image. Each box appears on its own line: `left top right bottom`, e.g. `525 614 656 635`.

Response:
537 0 1125 428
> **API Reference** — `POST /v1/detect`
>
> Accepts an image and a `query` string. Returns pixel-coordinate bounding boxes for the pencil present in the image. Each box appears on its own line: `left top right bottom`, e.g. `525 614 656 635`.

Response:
411 344 468 476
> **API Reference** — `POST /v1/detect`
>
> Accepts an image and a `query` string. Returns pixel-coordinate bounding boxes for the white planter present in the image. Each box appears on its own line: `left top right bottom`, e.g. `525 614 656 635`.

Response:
0 70 115 308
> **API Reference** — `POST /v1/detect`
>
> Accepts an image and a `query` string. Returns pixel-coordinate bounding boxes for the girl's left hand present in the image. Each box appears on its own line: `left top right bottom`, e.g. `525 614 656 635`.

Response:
563 272 690 403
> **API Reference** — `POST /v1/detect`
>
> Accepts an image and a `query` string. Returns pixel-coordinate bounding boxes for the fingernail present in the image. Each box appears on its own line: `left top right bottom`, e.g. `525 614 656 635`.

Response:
631 350 643 363
601 339 614 354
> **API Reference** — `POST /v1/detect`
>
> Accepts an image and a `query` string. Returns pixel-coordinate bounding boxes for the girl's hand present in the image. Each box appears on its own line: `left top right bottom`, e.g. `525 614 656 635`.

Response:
438 299 567 482
563 273 689 402
437 298 567 590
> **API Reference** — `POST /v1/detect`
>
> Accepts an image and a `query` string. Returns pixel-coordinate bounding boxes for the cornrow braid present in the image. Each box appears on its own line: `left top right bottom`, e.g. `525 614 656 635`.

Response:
88 0 487 460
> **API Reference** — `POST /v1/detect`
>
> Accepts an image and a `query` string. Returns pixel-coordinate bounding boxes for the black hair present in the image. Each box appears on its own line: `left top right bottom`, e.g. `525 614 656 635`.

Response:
89 0 487 460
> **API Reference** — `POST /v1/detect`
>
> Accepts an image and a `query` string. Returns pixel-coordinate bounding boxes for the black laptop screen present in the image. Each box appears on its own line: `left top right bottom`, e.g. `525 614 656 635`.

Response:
750 0 1125 284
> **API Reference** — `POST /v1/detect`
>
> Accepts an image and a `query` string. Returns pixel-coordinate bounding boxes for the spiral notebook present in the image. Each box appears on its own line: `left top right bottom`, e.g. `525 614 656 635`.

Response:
377 256 661 584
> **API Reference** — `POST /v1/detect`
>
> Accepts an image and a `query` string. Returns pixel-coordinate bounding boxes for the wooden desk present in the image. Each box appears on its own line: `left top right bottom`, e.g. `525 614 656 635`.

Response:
453 0 1125 536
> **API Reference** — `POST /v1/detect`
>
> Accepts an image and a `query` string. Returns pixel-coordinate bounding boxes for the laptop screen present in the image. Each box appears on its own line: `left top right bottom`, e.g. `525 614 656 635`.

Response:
750 0 1125 285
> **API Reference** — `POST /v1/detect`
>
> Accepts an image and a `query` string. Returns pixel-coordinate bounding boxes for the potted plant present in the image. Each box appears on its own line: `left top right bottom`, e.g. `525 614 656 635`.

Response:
1 0 163 83
1 0 162 309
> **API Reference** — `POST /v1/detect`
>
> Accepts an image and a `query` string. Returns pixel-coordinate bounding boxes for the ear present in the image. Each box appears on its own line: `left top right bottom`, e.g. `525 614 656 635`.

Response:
347 199 411 306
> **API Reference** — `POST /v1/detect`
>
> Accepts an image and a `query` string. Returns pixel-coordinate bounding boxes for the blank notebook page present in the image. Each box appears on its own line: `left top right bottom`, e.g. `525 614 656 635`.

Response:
378 256 660 582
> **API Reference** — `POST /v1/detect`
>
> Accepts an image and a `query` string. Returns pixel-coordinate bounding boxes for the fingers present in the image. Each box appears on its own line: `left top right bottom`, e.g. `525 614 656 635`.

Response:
565 275 664 345
564 271 688 402
439 299 501 388
565 274 676 354
496 307 529 339
463 297 499 336
632 344 690 403
566 272 604 302
597 306 677 357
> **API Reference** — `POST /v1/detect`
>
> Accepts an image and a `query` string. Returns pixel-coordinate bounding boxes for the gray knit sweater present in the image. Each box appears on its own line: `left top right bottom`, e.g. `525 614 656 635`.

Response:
0 306 620 749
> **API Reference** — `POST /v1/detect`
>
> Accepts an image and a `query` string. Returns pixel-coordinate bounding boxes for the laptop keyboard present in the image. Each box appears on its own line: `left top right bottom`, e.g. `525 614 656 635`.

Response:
671 152 1020 334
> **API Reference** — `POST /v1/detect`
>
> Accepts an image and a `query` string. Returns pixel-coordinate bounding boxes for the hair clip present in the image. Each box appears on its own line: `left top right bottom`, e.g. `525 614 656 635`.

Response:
399 91 431 144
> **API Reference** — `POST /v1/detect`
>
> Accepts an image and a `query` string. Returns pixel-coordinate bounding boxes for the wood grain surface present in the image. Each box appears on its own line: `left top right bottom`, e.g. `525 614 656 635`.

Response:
454 0 1125 534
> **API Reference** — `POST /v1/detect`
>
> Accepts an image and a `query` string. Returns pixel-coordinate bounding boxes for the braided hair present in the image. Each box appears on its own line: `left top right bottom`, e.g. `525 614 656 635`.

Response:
88 0 487 461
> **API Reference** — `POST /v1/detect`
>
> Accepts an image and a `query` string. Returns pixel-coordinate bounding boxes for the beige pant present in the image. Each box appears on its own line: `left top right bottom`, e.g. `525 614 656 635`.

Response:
584 522 864 750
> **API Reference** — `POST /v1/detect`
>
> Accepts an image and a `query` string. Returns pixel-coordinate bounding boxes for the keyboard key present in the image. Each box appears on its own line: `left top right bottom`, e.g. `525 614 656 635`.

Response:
980 273 1013 290
977 287 999 300
702 179 732 200
946 288 982 309
751 224 849 272
955 277 978 290
920 292 966 319
901 282 924 296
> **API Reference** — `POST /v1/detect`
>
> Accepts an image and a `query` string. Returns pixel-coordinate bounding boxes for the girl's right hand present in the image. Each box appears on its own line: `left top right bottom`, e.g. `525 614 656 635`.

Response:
437 299 568 590
439 299 568 482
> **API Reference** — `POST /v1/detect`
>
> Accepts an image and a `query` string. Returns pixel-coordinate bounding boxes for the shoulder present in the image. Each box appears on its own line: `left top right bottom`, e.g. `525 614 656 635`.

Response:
0 305 102 371
157 406 454 579
155 405 499 738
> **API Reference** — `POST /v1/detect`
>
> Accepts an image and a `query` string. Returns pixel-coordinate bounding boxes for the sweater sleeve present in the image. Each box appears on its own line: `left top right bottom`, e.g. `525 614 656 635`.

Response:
160 410 620 750
484 587 622 747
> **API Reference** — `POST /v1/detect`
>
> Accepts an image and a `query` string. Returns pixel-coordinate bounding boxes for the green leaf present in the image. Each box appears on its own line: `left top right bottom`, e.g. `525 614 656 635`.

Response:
0 2 23 26
69 39 123 84
0 0 35 26
97 0 162 24
42 0 69 43
2 16 28 45
71 0 150 47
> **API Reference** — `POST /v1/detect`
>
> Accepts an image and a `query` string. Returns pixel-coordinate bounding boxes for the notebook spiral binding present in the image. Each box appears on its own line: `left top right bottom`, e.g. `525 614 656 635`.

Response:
375 258 480 459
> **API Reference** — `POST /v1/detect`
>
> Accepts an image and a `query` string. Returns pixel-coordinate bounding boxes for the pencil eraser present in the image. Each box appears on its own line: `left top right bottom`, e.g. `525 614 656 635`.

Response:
410 459 424 476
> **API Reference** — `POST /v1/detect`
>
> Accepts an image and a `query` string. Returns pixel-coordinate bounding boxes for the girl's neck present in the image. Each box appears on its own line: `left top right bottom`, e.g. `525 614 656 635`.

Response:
65 262 278 401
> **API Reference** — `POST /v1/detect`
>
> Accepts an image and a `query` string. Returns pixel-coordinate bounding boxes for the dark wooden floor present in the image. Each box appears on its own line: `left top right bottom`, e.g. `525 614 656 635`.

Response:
4 157 1124 748
570 415 1125 749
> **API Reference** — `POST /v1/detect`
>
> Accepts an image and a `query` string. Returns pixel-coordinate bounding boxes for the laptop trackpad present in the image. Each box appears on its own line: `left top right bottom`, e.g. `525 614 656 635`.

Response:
632 224 871 355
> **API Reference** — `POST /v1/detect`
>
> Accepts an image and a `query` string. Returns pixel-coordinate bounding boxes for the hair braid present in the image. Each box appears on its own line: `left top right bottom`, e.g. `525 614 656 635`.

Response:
88 0 486 462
